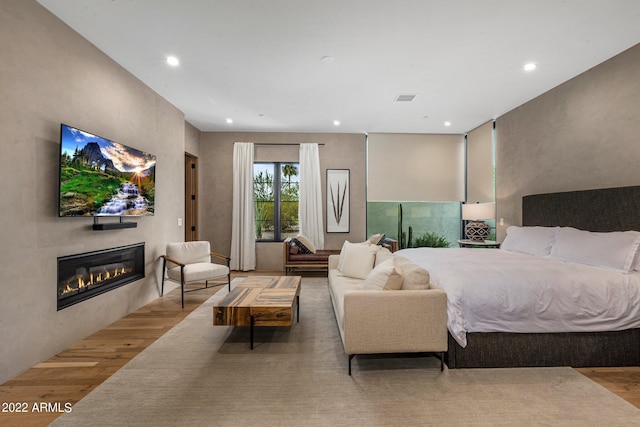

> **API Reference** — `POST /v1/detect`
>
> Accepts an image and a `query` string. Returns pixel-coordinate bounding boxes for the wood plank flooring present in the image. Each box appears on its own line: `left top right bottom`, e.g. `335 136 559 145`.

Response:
1 273 639 426
0 281 225 427
576 366 640 409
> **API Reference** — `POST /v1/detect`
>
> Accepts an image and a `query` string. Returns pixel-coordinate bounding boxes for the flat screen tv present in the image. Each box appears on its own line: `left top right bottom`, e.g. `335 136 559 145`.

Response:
58 124 156 217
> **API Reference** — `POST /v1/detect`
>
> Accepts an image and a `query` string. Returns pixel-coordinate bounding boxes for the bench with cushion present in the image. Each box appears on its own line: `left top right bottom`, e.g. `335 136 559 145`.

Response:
283 234 397 275
283 237 339 275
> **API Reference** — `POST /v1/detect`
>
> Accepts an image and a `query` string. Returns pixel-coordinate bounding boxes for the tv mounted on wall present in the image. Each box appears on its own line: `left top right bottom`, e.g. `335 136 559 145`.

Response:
58 124 156 218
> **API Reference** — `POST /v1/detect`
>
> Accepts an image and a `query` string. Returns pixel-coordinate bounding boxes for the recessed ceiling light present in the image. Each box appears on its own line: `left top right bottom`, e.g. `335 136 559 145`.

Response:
166 56 179 66
395 94 417 102
333 120 340 126
226 118 233 124
524 62 537 71
444 121 451 127
321 56 334 63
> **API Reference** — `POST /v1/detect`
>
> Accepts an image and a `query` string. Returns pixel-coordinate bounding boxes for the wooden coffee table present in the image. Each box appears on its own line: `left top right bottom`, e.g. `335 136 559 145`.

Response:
213 276 301 349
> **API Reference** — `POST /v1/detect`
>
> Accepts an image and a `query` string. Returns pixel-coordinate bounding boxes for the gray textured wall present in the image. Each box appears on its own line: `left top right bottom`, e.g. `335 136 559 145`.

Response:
185 122 201 157
495 43 640 239
199 132 366 270
0 0 185 383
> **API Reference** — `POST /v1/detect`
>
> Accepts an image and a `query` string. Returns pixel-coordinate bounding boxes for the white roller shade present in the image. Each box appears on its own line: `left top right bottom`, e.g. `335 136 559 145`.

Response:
367 133 465 201
466 121 494 203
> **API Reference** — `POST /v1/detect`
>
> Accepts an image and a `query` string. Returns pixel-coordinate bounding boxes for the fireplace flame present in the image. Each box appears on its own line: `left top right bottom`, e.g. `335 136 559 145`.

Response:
59 265 131 297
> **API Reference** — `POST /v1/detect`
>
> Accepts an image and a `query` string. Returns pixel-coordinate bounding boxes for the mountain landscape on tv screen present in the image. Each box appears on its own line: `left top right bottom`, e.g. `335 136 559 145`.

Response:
59 126 155 217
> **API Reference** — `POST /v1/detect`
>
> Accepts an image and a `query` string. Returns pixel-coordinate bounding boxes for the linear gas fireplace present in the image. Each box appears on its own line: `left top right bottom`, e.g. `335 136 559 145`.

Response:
57 243 145 310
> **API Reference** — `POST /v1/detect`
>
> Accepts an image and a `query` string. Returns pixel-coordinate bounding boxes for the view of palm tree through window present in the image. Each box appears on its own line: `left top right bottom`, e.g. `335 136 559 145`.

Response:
254 162 299 241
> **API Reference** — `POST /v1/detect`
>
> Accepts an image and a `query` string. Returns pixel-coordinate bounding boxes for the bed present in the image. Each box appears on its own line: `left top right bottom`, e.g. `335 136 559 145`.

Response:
395 186 640 368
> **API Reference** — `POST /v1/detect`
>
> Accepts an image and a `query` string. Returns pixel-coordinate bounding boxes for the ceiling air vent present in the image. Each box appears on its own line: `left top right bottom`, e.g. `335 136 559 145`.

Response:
395 94 417 102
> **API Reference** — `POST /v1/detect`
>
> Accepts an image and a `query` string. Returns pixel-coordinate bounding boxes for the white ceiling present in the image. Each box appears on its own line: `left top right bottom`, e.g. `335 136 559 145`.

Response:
37 0 640 134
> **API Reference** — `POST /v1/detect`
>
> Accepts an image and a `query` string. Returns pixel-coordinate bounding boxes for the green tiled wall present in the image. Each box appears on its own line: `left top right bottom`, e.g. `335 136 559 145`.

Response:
367 201 462 248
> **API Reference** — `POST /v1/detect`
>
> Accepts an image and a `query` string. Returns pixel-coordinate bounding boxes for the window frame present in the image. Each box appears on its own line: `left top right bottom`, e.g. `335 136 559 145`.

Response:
254 161 299 242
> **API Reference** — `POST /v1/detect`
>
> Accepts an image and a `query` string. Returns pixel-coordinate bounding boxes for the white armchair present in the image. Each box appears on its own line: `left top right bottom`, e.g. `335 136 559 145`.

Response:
160 241 231 308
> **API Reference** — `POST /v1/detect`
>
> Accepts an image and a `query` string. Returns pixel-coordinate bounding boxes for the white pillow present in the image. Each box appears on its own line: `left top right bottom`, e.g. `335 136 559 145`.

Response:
394 256 430 290
500 226 559 257
374 246 393 267
337 240 383 269
337 240 351 271
550 227 640 273
338 241 378 279
363 258 403 290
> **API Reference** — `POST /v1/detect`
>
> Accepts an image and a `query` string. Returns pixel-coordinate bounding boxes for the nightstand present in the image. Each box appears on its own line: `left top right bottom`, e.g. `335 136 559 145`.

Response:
457 239 500 248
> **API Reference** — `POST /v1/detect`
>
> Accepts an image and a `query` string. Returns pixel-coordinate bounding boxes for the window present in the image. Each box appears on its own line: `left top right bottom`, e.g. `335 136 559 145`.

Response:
254 162 299 241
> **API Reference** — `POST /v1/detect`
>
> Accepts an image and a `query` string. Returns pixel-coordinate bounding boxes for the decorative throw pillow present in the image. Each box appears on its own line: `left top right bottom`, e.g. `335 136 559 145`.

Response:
337 240 365 271
394 256 430 290
367 233 386 245
338 241 378 279
363 258 403 290
292 234 316 254
374 246 393 267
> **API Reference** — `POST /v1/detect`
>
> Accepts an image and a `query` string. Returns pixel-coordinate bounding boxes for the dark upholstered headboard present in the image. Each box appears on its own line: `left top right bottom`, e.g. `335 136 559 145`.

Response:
522 186 640 232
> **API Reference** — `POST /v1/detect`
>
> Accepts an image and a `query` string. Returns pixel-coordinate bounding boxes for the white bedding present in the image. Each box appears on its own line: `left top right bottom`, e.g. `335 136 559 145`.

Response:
394 248 640 347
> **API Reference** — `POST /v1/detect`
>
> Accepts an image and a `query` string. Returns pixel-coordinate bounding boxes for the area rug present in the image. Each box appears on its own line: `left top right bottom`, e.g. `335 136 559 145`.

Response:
52 277 640 426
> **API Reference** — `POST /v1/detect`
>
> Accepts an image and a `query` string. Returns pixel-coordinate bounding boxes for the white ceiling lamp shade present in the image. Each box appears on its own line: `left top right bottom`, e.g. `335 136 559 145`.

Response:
462 202 495 241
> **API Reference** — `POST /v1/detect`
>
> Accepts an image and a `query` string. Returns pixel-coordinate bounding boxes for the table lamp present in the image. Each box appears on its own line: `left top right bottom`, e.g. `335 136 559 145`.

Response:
462 202 495 241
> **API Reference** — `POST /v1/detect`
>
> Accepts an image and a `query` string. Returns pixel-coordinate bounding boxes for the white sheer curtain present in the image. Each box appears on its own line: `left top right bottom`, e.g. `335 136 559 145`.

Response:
230 142 256 271
299 143 324 249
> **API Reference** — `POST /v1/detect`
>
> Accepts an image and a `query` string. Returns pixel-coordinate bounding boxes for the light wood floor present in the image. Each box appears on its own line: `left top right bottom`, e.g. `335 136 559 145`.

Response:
1 273 639 426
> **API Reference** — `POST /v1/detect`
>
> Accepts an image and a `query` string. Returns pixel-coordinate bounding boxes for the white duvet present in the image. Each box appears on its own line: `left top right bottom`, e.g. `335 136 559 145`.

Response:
395 248 640 347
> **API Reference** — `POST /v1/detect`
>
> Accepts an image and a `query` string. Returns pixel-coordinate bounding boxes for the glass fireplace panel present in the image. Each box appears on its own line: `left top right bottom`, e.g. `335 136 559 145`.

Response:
57 243 145 310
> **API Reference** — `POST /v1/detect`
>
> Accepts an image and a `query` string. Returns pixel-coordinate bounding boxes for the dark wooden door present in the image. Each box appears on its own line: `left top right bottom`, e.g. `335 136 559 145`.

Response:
185 153 198 241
